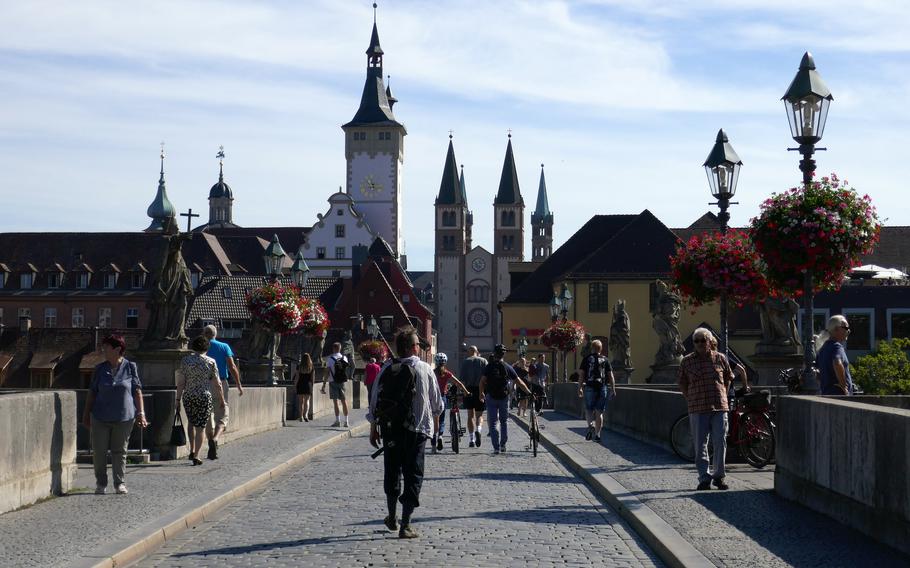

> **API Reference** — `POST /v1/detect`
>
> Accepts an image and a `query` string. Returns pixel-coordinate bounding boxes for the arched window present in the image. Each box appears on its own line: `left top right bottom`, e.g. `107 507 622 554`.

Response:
467 279 490 302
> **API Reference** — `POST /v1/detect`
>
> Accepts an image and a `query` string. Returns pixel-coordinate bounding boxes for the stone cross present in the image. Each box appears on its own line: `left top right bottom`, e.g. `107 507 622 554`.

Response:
180 208 200 233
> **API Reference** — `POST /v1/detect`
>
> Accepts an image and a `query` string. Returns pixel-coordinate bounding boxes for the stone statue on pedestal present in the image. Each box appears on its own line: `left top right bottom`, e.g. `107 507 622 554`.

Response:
142 217 192 350
756 296 801 355
341 330 356 380
248 319 279 361
650 281 684 381
609 299 632 369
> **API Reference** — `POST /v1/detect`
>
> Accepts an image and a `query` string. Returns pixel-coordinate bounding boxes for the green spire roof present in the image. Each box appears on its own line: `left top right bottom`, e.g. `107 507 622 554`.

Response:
145 151 176 232
531 164 552 223
435 137 463 205
459 164 468 206
494 136 522 205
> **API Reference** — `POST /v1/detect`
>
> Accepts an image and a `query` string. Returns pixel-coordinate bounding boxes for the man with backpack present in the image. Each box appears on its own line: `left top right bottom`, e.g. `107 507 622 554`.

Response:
321 342 350 428
577 339 617 442
368 327 443 539
479 344 531 454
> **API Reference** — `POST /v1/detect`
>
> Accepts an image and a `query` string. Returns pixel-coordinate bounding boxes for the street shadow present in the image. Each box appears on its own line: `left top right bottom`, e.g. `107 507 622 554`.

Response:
170 533 379 557
688 489 909 566
467 472 576 484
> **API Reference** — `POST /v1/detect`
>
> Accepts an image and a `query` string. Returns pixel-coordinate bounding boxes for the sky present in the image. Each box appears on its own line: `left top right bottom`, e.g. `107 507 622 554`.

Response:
0 0 908 271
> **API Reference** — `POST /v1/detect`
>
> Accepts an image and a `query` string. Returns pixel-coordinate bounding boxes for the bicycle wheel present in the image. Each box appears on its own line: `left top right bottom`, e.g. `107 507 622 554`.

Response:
530 415 539 457
450 409 460 454
670 415 695 462
737 411 775 468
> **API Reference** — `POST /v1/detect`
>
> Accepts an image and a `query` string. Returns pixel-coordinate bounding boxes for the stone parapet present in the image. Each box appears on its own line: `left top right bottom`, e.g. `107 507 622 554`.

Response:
0 391 77 514
775 395 910 555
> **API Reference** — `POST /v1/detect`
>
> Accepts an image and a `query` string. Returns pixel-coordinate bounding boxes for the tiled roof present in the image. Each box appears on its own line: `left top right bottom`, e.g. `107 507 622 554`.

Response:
504 214 637 304
186 275 340 326
566 210 679 278
861 227 910 271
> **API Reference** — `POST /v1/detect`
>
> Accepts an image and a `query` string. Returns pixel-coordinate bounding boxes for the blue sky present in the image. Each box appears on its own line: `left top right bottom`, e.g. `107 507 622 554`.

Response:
0 1 908 271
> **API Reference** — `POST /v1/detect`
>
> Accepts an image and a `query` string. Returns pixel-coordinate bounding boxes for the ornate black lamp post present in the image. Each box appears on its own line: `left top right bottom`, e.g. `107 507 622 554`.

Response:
783 52 833 394
557 283 574 382
517 330 529 359
262 234 287 384
367 315 379 340
291 250 310 374
703 129 743 359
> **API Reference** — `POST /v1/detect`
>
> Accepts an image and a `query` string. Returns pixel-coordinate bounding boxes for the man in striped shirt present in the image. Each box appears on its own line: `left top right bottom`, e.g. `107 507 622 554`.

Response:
678 327 733 491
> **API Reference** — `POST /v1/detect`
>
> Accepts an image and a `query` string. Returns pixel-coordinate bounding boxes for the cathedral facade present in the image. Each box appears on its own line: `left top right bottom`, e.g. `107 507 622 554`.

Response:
434 136 553 361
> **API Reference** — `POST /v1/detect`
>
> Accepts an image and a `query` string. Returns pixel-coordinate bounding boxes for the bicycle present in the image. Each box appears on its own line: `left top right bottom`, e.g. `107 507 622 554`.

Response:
525 392 546 457
670 388 775 469
447 385 467 454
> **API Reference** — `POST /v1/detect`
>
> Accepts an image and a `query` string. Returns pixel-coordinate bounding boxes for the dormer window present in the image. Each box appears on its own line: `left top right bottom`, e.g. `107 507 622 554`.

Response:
20 273 33 289
191 272 200 289
77 273 90 289
104 273 117 289
47 273 61 289
222 287 232 299
131 272 146 289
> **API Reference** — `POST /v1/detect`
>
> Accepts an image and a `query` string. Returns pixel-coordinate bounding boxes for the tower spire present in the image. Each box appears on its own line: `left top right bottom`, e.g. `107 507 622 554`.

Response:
145 142 176 232
494 134 522 205
531 163 553 261
533 163 551 220
435 134 462 205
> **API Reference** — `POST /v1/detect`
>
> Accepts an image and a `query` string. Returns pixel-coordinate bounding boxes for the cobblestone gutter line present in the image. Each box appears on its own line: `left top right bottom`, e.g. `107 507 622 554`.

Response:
512 414 715 568
71 421 371 568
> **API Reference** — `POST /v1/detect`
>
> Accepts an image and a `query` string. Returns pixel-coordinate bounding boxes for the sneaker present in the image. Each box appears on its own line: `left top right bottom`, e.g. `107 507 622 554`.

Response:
344 420 350 428
712 478 729 490
94 485 106 495
298 416 303 422
303 416 309 422
436 437 443 451
188 451 195 461
331 419 341 427
383 516 398 531
501 445 507 453
192 457 203 466
593 435 601 443
469 439 475 448
207 439 218 460
431 438 438 454
475 432 482 447
696 480 711 491
585 426 594 441
114 484 128 495
399 525 419 539
493 448 500 455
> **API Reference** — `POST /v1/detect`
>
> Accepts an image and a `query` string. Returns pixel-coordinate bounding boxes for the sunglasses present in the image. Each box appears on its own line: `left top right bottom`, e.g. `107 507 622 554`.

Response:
840 325 851 331
693 339 707 344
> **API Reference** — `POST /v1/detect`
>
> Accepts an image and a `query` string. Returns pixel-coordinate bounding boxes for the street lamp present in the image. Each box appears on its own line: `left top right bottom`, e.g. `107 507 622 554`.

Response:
517 329 529 359
291 248 310 290
703 128 743 358
263 234 287 281
557 283 573 321
549 295 561 323
783 51 833 394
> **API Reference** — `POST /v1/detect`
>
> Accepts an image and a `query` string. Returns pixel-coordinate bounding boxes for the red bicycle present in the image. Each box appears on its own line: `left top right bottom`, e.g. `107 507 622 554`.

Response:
670 388 775 469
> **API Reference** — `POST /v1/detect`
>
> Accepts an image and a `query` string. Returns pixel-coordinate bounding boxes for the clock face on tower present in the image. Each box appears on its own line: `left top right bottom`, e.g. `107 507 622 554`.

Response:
468 308 490 329
471 258 486 272
359 174 384 198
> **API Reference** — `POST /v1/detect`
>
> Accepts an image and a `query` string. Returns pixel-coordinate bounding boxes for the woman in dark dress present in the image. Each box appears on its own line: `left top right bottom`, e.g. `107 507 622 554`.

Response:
295 354 315 422
514 357 531 417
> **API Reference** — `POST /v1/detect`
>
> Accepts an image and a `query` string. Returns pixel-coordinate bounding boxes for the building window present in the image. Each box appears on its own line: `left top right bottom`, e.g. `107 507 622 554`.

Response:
104 273 117 289
467 283 490 303
131 272 146 289
887 309 910 340
442 236 455 251
442 211 456 227
126 308 139 329
77 273 89 289
331 270 341 277
48 273 61 289
317 247 326 259
335 224 346 238
191 272 200 289
402 293 410 304
20 273 33 289
380 316 394 334
72 307 84 328
223 287 232 299
335 246 345 259
501 211 516 227
220 319 245 339
841 308 874 352
337 209 343 216
98 307 112 328
797 309 830 338
502 235 515 251
44 308 57 328
589 283 609 313
379 131 392 140
18 307 31 321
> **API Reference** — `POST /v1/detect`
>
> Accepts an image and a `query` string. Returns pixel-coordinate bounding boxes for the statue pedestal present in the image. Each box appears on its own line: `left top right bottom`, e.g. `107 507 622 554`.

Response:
612 367 634 384
750 353 804 386
242 359 286 386
649 364 680 384
132 349 191 388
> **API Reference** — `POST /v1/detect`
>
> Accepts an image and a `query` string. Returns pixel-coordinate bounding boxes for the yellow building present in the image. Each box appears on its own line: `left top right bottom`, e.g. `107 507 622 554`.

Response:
501 210 729 384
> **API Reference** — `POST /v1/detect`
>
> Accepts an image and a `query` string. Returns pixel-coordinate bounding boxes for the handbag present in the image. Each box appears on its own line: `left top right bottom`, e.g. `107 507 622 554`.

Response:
170 410 187 447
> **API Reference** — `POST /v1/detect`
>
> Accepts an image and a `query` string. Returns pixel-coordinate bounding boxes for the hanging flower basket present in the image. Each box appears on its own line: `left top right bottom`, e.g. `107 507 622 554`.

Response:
246 281 330 336
670 229 769 307
750 173 881 296
541 320 587 352
358 339 389 361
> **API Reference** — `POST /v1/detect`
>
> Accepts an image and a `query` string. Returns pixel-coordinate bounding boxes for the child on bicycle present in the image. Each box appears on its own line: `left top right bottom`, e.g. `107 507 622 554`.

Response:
432 353 470 453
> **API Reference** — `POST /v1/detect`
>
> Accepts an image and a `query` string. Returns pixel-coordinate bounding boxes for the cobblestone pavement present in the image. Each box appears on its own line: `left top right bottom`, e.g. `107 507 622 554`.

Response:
137 429 663 568
539 412 908 568
0 410 366 568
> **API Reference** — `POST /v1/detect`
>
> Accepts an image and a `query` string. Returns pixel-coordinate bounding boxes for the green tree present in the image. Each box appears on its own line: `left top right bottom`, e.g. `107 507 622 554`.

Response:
852 338 910 395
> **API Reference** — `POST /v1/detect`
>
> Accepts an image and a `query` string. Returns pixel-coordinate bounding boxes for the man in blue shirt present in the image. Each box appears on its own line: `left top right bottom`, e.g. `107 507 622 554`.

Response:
479 344 530 454
203 325 244 459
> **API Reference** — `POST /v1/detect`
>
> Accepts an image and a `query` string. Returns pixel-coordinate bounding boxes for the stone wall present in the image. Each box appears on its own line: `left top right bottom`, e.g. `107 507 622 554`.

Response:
0 391 77 514
775 395 910 556
552 384 688 450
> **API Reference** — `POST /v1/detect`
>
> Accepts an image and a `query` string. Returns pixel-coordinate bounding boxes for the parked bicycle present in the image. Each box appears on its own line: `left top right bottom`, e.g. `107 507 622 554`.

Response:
670 388 775 469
